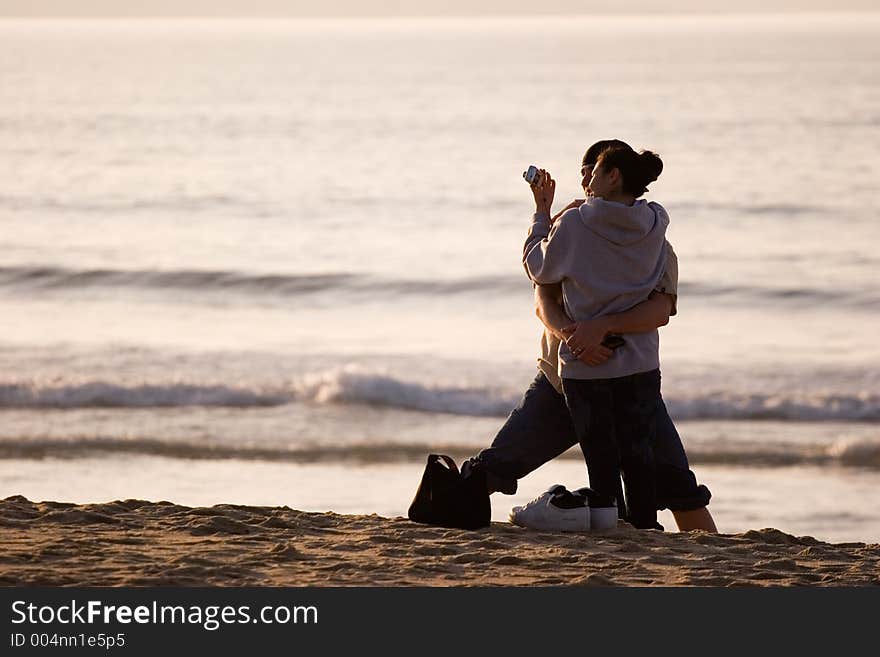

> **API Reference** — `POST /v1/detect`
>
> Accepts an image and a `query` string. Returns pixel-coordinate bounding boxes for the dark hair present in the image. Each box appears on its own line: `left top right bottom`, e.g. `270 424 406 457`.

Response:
582 139 630 168
595 145 663 197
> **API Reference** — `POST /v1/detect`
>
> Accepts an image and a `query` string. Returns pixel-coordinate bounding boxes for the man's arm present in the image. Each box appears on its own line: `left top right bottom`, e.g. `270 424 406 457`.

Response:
601 291 674 333
535 284 614 366
536 289 673 366
537 287 673 339
534 284 571 341
564 292 674 361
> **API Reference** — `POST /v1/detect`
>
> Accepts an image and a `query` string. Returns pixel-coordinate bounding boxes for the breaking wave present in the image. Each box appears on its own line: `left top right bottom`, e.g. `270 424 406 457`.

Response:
0 265 525 298
2 264 875 307
1 436 879 471
1 368 879 422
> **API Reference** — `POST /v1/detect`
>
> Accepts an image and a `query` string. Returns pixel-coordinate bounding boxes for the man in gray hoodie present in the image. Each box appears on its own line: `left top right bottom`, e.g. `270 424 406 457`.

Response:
523 146 668 529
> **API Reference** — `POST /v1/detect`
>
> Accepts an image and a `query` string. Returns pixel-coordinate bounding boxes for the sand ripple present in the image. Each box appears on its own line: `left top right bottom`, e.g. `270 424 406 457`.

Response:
1 495 877 587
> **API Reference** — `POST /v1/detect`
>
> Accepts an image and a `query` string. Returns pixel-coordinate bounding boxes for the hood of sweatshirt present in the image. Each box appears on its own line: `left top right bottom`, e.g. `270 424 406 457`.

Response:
577 197 669 246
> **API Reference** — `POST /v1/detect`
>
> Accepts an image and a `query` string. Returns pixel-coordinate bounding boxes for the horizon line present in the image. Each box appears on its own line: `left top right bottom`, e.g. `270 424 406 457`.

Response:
0 8 880 22
3 9 880 19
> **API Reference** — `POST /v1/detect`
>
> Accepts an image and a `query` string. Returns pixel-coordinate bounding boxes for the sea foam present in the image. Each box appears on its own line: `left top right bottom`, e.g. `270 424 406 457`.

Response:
1 367 879 422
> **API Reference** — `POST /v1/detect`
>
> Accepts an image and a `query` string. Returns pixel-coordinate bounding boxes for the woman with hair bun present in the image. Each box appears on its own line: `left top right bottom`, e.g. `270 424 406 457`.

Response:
465 139 714 536
588 146 663 201
522 143 670 530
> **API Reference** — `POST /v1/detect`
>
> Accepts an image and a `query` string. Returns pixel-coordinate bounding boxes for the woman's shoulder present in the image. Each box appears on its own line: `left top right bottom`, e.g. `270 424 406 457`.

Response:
645 199 670 226
555 206 584 229
573 197 604 220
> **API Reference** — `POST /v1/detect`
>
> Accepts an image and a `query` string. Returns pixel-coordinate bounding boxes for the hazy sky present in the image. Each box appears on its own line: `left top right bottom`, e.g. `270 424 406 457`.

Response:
2 0 877 17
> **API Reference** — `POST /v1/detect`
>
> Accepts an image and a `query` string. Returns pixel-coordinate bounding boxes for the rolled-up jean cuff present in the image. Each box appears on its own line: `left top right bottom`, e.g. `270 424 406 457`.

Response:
483 468 518 495
657 484 712 511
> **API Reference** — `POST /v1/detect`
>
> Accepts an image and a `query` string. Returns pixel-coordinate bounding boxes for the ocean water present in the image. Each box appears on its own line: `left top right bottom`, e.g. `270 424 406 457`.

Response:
1 14 879 544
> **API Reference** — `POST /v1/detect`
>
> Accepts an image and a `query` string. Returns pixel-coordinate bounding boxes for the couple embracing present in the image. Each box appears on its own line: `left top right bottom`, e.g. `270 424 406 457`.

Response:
466 139 715 533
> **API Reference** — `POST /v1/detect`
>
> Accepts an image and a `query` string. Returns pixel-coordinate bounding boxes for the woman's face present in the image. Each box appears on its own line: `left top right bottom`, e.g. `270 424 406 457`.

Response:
587 162 616 199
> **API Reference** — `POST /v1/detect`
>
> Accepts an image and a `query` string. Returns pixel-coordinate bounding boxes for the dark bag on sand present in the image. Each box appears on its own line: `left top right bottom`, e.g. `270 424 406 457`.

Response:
407 454 490 530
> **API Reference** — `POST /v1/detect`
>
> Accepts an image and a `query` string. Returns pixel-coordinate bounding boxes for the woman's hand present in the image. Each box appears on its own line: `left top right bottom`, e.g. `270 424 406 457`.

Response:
552 198 586 223
530 169 555 215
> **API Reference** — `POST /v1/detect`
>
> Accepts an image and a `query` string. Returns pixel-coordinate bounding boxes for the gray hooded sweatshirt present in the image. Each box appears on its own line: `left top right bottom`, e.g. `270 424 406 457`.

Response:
523 197 669 380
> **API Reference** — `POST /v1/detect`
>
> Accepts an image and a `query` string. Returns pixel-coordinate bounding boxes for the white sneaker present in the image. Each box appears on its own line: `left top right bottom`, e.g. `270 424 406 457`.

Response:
573 487 618 530
509 485 590 532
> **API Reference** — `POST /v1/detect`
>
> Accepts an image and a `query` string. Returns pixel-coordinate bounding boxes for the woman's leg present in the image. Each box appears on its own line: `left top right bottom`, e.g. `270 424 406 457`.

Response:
612 370 661 530
562 377 627 517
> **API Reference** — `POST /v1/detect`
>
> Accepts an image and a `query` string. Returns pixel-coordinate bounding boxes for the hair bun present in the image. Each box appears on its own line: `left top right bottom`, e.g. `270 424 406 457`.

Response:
638 150 663 185
595 144 663 198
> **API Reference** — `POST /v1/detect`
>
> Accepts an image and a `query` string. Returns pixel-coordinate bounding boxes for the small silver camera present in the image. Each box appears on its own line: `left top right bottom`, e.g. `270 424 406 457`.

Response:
523 165 542 186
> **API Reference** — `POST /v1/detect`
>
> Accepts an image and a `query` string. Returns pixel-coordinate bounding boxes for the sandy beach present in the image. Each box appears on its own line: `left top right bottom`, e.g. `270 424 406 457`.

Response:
1 495 877 587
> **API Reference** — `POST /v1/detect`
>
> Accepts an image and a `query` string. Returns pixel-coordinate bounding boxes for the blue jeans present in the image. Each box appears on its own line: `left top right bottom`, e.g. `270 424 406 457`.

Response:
562 370 660 529
472 371 710 514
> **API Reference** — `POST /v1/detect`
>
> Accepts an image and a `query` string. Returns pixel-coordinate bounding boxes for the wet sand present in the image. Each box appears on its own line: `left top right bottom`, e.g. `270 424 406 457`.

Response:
1 496 877 587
